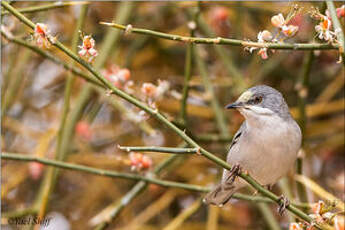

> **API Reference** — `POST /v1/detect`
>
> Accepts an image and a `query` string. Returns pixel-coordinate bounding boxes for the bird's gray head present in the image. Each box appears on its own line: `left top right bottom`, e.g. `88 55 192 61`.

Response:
225 85 291 120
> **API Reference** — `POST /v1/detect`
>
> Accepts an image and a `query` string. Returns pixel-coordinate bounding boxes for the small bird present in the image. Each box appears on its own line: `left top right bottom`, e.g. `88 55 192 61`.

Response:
204 85 302 207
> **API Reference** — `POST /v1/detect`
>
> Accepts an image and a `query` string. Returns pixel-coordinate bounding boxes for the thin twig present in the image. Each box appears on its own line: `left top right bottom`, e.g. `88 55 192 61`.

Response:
1 152 311 209
100 22 339 50
118 146 199 154
194 46 230 138
1 2 88 16
178 13 196 126
296 51 314 205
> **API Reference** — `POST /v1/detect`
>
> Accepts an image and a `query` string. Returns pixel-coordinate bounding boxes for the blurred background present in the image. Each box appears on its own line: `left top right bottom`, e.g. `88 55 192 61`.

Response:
1 1 344 230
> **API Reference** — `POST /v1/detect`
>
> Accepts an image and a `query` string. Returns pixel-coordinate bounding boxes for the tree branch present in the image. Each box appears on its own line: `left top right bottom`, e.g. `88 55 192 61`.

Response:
100 22 339 50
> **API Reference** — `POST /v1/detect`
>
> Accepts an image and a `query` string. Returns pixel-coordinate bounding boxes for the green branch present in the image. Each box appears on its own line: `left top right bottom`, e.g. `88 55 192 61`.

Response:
1 152 310 210
119 146 199 154
1 2 321 226
100 22 339 50
1 2 88 16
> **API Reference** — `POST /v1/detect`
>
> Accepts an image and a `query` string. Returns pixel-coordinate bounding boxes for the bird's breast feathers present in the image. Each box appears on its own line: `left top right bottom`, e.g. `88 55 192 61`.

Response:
228 115 301 185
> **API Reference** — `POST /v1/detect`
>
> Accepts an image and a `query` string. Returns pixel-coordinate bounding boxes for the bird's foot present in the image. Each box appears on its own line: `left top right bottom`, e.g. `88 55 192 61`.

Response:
225 163 242 186
277 195 290 216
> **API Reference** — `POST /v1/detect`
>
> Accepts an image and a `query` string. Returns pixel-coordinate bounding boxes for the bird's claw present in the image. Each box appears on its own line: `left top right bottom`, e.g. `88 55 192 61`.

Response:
225 163 242 186
277 195 290 216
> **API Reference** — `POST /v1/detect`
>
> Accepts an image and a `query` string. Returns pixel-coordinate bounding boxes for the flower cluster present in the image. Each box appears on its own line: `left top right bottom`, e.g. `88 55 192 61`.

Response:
247 11 299 60
78 34 98 62
289 200 344 230
141 80 170 108
34 23 51 48
129 152 153 171
101 64 132 92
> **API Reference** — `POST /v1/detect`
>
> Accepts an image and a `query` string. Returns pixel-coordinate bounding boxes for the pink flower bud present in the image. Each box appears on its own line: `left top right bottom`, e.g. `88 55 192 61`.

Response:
141 83 157 98
258 48 268 59
75 121 92 141
34 23 50 48
336 5 345 18
28 162 44 180
271 13 285 28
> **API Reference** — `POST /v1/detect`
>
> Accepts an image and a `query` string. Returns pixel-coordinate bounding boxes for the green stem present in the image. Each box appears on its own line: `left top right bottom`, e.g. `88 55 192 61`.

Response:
179 27 194 126
326 1 345 66
194 46 230 137
100 22 339 50
1 2 88 16
1 49 30 116
119 146 199 154
196 133 232 143
1 152 310 210
1 2 320 226
296 52 314 204
257 203 281 230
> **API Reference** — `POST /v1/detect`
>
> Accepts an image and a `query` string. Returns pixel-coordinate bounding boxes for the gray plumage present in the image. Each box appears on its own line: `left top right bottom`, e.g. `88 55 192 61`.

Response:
204 85 301 206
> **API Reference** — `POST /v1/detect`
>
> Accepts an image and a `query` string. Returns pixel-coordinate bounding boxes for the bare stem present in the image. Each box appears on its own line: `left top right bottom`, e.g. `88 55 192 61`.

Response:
119 146 199 154
100 22 339 50
1 2 88 16
1 152 311 210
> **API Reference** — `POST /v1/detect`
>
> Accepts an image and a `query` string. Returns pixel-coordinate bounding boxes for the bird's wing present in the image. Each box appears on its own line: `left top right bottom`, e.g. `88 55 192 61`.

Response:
228 122 246 150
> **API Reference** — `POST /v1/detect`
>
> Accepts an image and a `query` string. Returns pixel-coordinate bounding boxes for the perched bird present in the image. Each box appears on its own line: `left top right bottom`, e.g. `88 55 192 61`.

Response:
204 85 301 207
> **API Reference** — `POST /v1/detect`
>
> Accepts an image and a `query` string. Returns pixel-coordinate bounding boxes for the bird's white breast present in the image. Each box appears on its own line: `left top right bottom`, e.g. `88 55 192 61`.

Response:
227 114 301 186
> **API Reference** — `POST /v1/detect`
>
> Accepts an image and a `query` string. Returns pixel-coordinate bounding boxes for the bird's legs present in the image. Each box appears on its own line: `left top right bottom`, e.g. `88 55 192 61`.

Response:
277 195 290 215
224 163 242 190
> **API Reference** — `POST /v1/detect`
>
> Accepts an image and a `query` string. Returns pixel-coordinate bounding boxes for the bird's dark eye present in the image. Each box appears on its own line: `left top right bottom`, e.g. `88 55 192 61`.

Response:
253 96 263 104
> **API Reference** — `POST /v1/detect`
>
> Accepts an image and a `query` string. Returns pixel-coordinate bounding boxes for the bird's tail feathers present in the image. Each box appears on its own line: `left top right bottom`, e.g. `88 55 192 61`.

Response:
203 183 236 207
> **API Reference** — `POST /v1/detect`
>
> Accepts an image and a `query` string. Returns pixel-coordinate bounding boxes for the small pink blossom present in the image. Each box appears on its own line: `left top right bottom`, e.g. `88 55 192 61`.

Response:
258 48 269 59
28 162 44 180
312 200 325 215
257 30 273 42
315 16 335 42
102 65 131 89
271 13 285 28
209 7 231 37
34 23 51 48
282 25 299 37
129 152 152 171
289 223 303 230
141 80 170 102
75 121 92 141
78 35 98 62
336 5 345 18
